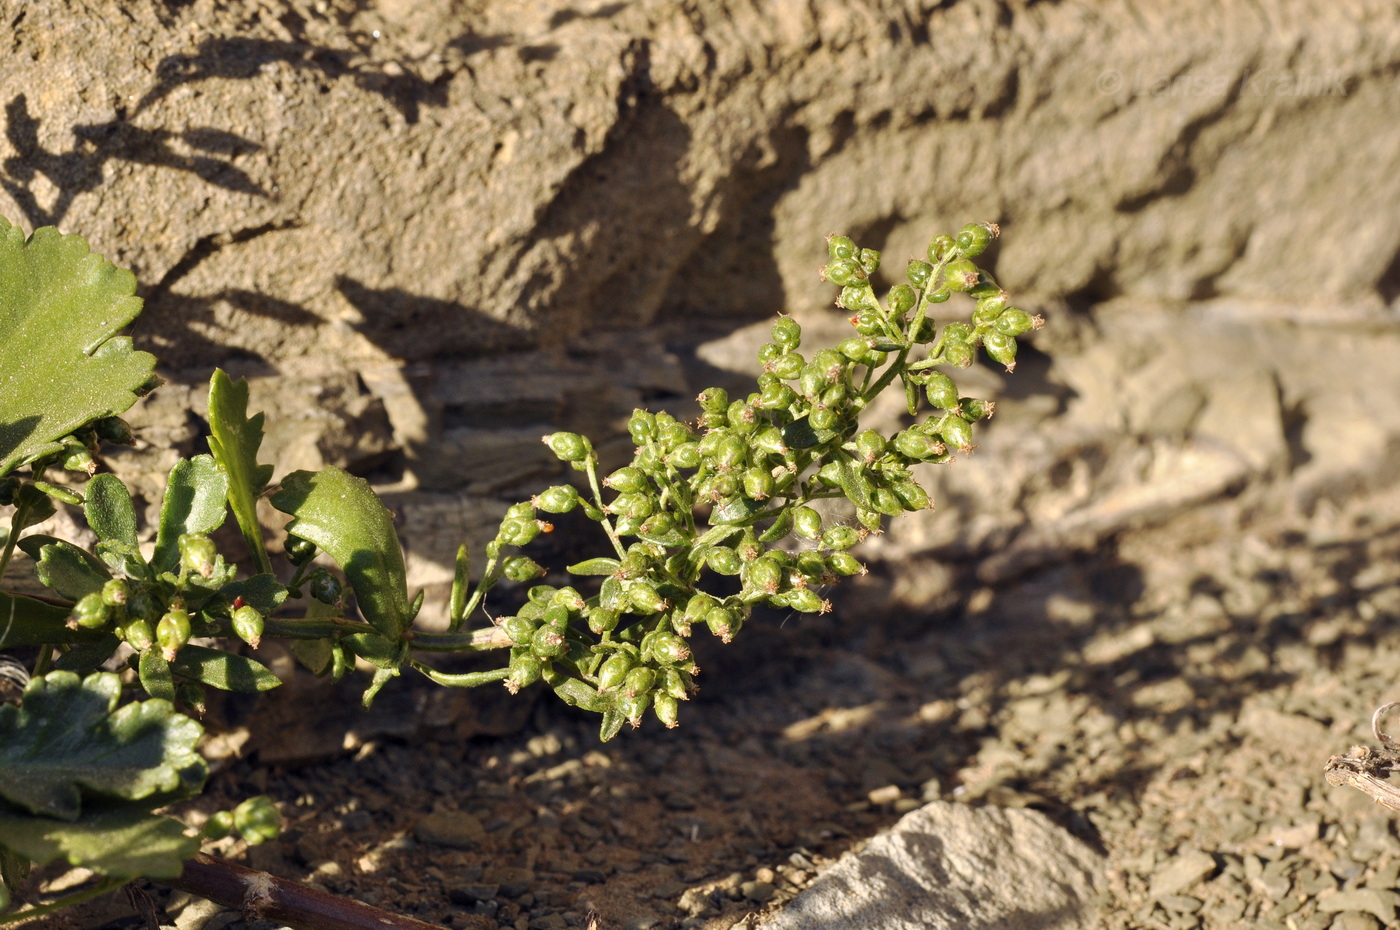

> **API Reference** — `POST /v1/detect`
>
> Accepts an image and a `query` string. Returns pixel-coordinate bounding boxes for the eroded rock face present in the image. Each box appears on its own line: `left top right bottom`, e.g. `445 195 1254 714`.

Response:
3 0 1398 606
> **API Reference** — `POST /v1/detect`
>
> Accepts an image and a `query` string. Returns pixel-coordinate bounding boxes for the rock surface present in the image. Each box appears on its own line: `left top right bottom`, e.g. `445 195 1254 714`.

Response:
3 0 1399 616
758 801 1103 930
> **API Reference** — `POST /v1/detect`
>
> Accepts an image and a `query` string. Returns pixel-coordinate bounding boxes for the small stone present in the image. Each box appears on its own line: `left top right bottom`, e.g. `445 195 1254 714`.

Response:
1332 913 1382 930
1315 888 1400 923
867 785 902 805
1159 894 1202 914
448 884 500 905
741 881 776 902
415 811 486 849
1150 849 1218 898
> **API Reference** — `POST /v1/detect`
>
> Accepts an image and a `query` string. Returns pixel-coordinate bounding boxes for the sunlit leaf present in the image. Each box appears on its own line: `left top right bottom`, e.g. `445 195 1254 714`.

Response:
0 220 156 475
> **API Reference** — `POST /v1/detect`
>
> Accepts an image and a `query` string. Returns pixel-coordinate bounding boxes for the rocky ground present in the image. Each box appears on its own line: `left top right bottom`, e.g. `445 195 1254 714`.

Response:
23 472 1400 930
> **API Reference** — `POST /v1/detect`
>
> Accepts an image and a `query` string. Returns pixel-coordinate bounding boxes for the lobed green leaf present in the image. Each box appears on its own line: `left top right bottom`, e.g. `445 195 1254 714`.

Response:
0 220 156 476
152 455 229 573
0 804 197 879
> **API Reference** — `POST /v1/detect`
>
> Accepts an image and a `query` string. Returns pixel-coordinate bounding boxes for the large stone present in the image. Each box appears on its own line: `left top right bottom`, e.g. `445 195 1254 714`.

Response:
758 801 1103 930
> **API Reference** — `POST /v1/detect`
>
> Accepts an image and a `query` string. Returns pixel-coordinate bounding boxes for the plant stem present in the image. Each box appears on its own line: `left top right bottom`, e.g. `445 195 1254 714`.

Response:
582 454 626 559
410 661 510 688
164 853 446 930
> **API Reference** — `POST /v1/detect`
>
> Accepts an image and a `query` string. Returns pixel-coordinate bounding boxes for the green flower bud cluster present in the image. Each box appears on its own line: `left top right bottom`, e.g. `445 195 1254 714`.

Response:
456 226 1037 740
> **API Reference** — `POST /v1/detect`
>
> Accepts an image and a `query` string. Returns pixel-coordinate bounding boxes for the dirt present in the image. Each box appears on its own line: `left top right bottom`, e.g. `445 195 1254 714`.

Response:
23 478 1400 930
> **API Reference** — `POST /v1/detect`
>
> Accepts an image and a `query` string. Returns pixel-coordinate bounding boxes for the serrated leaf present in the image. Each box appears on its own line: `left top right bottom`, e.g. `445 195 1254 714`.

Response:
0 804 197 878
166 645 280 693
835 454 876 512
270 467 410 641
207 370 274 574
31 539 111 601
566 557 621 576
0 671 204 820
152 455 228 573
0 221 157 476
0 592 103 648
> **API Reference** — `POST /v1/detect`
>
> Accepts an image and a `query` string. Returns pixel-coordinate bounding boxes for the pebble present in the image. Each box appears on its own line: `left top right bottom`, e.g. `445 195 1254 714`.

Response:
740 880 776 903
414 811 486 849
1315 888 1399 923
1150 849 1217 898
1158 894 1202 914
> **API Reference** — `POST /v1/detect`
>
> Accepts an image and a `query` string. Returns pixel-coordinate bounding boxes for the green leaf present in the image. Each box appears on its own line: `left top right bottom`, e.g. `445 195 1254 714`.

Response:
51 635 121 674
0 221 156 476
835 453 876 512
152 456 228 574
26 538 111 601
206 370 274 574
566 557 621 576
210 574 288 616
0 592 103 648
0 671 204 820
270 467 410 641
449 542 471 627
0 804 197 879
138 651 176 703
84 474 145 577
166 645 280 693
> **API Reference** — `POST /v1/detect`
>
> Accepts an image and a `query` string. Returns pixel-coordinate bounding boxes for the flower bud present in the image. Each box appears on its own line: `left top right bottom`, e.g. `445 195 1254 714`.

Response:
697 387 730 413
923 287 952 306
894 429 946 461
620 692 652 727
627 582 668 614
906 260 934 290
943 259 980 291
203 810 234 840
178 533 218 578
793 506 822 540
502 615 537 646
960 398 996 422
534 485 580 513
955 222 996 257
857 248 881 275
927 234 956 262
608 492 654 521
821 260 865 287
857 509 882 532
739 466 773 501
627 410 657 444
623 666 657 697
786 588 829 614
502 555 547 582
62 446 95 475
827 551 866 576
821 525 861 551
543 431 589 462
101 578 130 608
598 653 635 691
809 406 839 431
232 604 264 648
308 568 343 605
506 651 544 693
983 331 1018 371
157 607 192 660
943 340 974 368
70 591 110 630
771 316 802 349
855 429 887 463
651 633 691 665
587 607 620 635
726 401 759 433
531 625 567 659
550 585 587 612
826 234 857 261
839 284 879 313
938 414 975 452
741 557 783 594
638 512 684 545
497 517 542 547
705 606 741 642
839 336 875 365
653 692 680 728
94 416 135 445
528 584 558 606
705 546 742 576
757 380 797 411
994 308 1041 336
887 284 916 315
123 617 155 651
286 536 318 565
891 479 932 511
